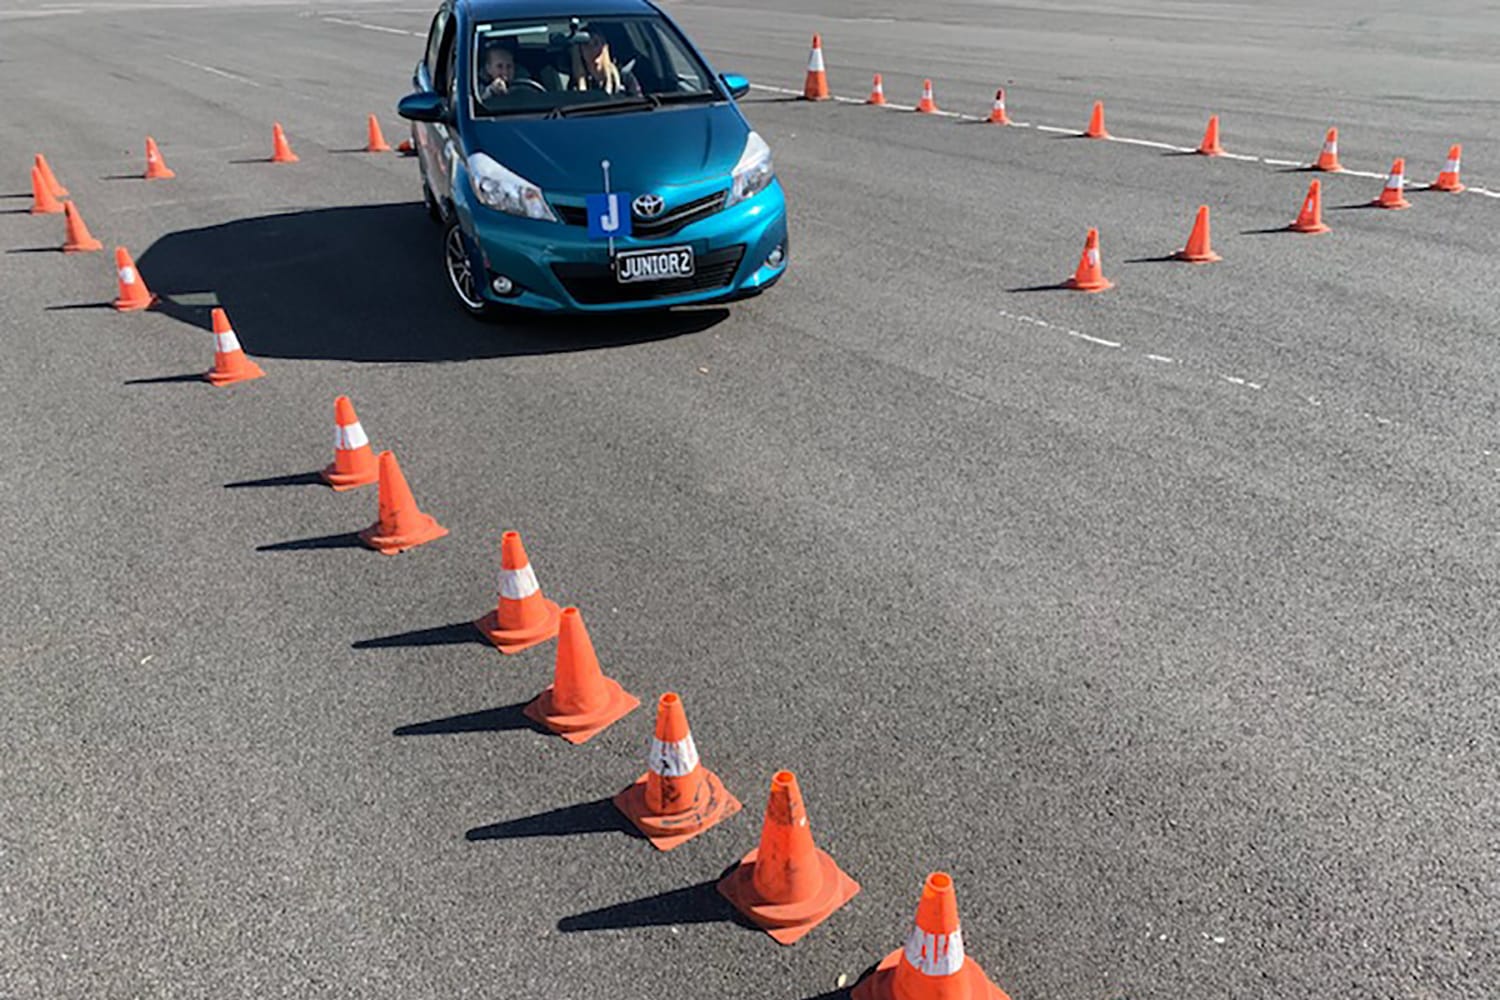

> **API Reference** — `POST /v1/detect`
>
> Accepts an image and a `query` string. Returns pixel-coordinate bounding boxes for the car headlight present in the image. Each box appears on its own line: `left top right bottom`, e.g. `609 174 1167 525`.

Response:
725 131 774 207
466 152 557 222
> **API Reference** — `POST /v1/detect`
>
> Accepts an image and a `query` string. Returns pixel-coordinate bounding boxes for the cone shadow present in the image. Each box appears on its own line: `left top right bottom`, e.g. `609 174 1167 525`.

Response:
1006 281 1070 293
48 301 119 312
1240 226 1299 236
0 207 36 216
556 878 737 932
8 247 62 254
396 700 544 737
354 622 489 650
1123 254 1182 264
225 471 324 488
467 796 641 843
256 531 363 551
102 173 146 181
124 372 204 385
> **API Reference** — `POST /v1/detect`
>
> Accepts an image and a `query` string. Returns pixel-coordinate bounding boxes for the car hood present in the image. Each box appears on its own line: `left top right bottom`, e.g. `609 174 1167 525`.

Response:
467 102 748 195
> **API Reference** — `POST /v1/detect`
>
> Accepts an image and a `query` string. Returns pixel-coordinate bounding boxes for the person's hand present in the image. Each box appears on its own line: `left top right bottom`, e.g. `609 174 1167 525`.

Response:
484 78 508 97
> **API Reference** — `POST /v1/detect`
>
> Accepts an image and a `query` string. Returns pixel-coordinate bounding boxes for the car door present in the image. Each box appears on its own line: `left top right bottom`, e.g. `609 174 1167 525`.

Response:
416 6 459 209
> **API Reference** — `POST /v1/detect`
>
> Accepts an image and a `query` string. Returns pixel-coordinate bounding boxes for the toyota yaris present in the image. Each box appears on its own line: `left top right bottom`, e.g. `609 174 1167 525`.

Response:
398 0 788 316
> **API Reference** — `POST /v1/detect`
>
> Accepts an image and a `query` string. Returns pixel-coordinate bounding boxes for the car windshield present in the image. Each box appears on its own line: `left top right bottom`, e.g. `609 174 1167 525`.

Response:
471 15 719 117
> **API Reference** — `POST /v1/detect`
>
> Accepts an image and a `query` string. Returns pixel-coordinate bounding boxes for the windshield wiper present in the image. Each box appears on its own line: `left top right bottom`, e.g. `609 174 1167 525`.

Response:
654 90 718 105
548 93 661 119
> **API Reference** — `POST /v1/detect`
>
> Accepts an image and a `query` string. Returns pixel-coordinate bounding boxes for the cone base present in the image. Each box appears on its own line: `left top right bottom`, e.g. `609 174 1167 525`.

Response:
474 600 562 654
1313 162 1343 172
321 459 380 491
522 678 639 744
1064 276 1113 293
1084 129 1110 139
1372 198 1411 210
613 769 742 851
1174 249 1221 264
358 514 447 555
30 204 64 216
988 115 1011 126
851 951 1012 1000
916 102 939 114
716 845 860 945
366 144 392 153
113 294 158 313
1430 181 1465 193
1288 221 1331 234
205 361 266 386
1197 146 1223 156
63 240 103 254
272 154 300 164
145 169 176 180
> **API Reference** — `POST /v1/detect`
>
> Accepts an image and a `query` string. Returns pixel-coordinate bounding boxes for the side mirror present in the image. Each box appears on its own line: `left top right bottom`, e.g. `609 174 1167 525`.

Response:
720 73 750 100
398 91 449 123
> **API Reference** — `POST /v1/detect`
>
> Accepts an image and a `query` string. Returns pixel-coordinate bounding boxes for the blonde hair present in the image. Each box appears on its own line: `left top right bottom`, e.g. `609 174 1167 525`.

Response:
570 39 622 94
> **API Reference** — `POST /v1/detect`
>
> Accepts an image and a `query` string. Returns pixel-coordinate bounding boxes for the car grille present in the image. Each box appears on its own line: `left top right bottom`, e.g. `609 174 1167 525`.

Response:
552 246 745 305
552 190 728 239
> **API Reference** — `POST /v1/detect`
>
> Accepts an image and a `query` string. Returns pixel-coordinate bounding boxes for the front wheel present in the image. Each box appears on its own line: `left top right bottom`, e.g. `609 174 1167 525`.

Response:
443 220 496 320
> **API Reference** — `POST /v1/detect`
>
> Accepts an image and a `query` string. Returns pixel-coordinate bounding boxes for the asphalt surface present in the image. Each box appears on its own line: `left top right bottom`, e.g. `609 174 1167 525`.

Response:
2 1 1498 998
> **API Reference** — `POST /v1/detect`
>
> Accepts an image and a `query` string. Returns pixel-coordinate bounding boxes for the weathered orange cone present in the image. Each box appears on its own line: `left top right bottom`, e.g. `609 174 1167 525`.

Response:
29 166 64 215
916 79 938 114
1174 205 1221 263
987 88 1011 125
1084 100 1109 138
144 137 175 179
523 607 640 744
1289 178 1331 234
358 451 448 554
271 122 299 163
35 154 68 198
320 395 379 490
716 770 860 945
205 307 266 385
474 530 563 654
364 114 392 153
866 74 887 106
851 872 1013 1000
1197 114 1223 156
396 138 415 155
803 34 829 101
1064 227 1112 292
614 692 742 850
112 247 157 311
1430 144 1464 192
61 202 103 254
1314 127 1343 172
1372 157 1410 209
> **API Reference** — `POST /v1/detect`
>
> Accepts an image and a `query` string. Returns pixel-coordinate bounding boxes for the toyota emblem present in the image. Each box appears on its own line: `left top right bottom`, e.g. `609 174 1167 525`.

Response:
632 193 665 219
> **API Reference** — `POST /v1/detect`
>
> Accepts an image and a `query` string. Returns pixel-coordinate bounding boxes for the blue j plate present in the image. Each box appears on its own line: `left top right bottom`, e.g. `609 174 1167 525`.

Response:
586 192 633 239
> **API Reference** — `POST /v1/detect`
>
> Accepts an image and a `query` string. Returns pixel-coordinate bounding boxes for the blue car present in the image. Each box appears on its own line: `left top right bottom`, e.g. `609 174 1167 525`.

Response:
397 0 787 316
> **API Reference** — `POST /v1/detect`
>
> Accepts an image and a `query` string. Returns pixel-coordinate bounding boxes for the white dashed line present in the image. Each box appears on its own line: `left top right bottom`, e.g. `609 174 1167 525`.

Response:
322 15 421 36
166 55 259 86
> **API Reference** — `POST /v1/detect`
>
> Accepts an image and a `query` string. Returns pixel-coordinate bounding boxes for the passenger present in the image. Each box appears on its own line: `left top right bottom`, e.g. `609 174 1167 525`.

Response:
478 44 530 98
568 32 640 95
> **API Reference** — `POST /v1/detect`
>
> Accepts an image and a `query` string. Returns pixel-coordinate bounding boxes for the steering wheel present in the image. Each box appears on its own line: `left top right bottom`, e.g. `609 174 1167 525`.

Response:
512 78 547 92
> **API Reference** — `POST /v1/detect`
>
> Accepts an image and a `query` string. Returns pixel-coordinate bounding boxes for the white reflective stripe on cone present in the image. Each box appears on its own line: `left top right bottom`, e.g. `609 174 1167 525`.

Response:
1446 157 1461 172
215 331 242 354
903 925 966 977
499 562 540 600
1387 174 1404 189
1324 141 1337 153
336 421 369 450
1086 249 1100 265
807 48 824 72
647 733 699 777
119 267 137 285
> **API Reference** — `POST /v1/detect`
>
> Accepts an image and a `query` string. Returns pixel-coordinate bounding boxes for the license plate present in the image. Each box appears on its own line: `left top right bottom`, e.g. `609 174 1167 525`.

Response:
615 246 694 284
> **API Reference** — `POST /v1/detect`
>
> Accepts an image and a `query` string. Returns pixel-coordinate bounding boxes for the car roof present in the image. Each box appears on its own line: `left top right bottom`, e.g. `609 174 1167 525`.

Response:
462 0 661 22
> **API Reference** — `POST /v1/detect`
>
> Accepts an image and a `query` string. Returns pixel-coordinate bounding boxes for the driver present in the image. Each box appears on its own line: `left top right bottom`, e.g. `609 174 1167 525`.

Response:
478 43 533 98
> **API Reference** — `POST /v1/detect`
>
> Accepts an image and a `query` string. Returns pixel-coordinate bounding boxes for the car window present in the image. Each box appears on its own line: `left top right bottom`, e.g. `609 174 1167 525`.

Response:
424 8 449 81
433 14 457 101
471 15 717 117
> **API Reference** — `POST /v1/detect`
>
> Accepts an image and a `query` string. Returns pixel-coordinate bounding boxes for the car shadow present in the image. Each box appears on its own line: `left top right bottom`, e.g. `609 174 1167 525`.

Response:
133 201 728 362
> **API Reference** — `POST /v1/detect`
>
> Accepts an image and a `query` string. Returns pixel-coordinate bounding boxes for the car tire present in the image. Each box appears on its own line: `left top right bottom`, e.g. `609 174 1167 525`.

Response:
443 219 498 320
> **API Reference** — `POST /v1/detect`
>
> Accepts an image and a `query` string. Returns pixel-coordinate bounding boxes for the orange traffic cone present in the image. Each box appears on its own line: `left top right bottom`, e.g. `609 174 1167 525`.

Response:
1174 205 1221 263
1197 114 1223 156
1289 178 1331 234
61 202 103 254
614 692 742 850
364 114 392 153
1084 100 1109 139
987 88 1011 125
35 154 68 198
29 165 64 215
1064 227 1112 292
1314 127 1342 172
866 74 887 106
144 137 175 179
851 872 1012 1000
204 307 266 385
474 530 563 654
1430 144 1464 192
916 79 938 114
523 607 640 744
1372 157 1410 209
803 34 829 101
716 770 860 945
271 122 299 163
112 247 156 311
320 395 379 490
358 450 448 554
396 138 415 155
